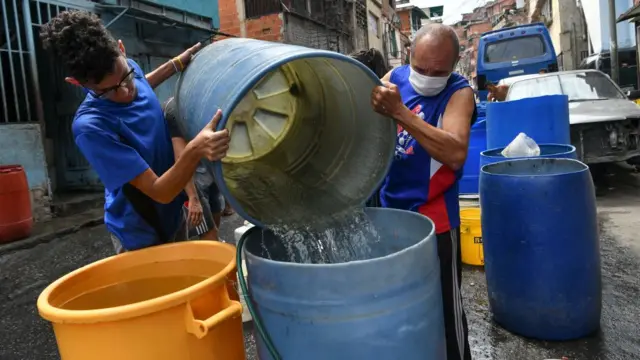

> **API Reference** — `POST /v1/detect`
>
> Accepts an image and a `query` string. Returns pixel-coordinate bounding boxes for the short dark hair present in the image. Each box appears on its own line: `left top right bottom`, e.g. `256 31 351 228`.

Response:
349 48 390 78
40 10 120 84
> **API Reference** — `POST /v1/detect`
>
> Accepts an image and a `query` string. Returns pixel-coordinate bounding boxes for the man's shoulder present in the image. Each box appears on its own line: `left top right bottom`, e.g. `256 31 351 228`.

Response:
450 72 471 87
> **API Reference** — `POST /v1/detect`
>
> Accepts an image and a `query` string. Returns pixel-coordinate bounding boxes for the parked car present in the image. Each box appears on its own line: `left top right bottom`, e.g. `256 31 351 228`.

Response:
499 70 640 164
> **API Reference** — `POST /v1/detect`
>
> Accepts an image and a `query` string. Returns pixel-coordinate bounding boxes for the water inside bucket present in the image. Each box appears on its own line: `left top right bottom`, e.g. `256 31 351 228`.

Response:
62 276 206 310
59 259 219 310
260 208 384 264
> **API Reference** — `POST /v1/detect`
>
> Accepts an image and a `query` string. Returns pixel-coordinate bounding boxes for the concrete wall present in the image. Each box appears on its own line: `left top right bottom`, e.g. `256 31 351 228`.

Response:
583 0 635 53
0 124 51 221
368 0 384 52
529 0 589 70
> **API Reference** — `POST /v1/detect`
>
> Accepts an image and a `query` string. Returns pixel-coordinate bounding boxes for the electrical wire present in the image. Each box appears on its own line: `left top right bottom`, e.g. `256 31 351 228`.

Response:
441 0 489 23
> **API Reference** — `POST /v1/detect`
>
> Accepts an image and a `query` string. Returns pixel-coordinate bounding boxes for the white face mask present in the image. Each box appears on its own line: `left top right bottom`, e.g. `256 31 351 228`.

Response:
409 67 450 97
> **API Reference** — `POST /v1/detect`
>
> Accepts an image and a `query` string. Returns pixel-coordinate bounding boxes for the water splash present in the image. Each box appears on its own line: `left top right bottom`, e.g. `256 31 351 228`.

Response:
263 208 382 264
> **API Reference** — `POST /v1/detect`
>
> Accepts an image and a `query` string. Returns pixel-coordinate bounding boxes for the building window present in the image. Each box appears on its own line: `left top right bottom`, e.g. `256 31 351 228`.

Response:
244 0 281 19
369 12 380 38
390 28 399 57
397 0 410 4
429 5 444 17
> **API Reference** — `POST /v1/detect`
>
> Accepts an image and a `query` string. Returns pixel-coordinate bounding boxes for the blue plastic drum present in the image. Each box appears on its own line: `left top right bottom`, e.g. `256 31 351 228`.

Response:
459 118 487 195
486 95 570 149
479 158 601 340
243 208 447 360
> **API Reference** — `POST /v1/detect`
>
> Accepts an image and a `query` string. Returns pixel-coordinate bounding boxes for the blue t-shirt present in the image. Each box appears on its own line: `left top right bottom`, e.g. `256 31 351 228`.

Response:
72 59 186 250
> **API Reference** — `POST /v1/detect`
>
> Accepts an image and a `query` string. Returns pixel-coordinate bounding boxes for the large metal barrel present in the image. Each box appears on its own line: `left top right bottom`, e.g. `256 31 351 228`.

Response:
486 95 570 149
480 144 576 168
242 207 446 360
175 39 395 228
479 158 601 340
459 118 487 195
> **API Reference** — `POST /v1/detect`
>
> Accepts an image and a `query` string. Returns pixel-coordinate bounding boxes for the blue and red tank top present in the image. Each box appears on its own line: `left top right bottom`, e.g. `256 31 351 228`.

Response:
380 66 474 234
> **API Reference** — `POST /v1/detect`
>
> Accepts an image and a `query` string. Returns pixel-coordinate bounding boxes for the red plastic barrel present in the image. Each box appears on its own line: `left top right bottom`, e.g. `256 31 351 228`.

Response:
0 165 33 243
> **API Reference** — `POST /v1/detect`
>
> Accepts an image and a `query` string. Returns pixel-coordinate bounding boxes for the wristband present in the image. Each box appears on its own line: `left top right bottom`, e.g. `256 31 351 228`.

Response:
173 56 185 72
170 59 180 73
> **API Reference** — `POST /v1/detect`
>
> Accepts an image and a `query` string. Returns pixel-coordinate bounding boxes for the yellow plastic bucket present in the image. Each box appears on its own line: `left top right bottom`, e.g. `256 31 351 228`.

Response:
37 241 245 360
460 207 484 266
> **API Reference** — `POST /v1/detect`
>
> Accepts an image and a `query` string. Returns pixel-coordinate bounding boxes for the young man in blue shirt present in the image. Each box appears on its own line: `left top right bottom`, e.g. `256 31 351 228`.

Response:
40 11 230 253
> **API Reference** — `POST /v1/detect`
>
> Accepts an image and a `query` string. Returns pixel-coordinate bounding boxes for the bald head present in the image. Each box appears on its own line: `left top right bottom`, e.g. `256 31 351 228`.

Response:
410 23 460 76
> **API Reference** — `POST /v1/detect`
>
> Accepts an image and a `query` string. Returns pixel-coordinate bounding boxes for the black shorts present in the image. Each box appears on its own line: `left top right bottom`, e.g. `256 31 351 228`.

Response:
437 227 472 360
185 187 218 238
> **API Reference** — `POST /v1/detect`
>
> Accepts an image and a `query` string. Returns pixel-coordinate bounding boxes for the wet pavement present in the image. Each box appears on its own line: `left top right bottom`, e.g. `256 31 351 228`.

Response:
1 167 639 359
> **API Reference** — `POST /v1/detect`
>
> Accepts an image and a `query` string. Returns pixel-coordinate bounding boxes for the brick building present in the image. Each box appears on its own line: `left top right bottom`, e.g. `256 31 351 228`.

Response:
218 0 369 54
529 0 589 70
395 1 429 40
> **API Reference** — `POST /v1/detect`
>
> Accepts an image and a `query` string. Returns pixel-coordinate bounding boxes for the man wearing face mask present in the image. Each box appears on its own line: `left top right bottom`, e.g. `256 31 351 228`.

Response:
371 23 476 360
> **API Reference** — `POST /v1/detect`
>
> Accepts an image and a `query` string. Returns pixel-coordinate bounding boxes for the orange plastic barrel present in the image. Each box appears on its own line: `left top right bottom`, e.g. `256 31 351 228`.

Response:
0 165 33 243
37 241 246 360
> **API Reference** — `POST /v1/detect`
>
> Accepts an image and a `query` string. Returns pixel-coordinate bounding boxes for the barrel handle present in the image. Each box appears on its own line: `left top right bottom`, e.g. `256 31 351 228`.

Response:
185 300 243 339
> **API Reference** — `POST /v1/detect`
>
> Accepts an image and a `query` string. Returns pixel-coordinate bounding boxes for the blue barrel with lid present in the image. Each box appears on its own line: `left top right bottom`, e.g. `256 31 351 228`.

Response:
486 95 570 149
480 144 576 168
175 38 396 228
479 158 601 340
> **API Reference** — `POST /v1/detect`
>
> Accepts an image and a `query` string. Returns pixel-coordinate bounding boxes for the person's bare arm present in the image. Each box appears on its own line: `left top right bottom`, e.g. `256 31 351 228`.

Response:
487 84 509 102
394 88 475 170
130 147 201 204
146 43 202 89
371 82 475 171
146 61 178 89
130 110 229 204
172 137 199 200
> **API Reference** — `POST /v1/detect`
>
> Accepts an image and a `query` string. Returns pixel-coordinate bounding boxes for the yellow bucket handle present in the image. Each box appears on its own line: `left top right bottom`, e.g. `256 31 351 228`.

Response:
185 300 243 339
461 225 470 234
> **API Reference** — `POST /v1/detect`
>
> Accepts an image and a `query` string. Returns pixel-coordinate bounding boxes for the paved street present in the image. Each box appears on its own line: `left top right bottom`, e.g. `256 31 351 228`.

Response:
1 166 639 359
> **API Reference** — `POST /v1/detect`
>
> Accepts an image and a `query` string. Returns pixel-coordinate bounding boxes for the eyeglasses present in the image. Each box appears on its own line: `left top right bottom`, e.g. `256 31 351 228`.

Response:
89 68 135 99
